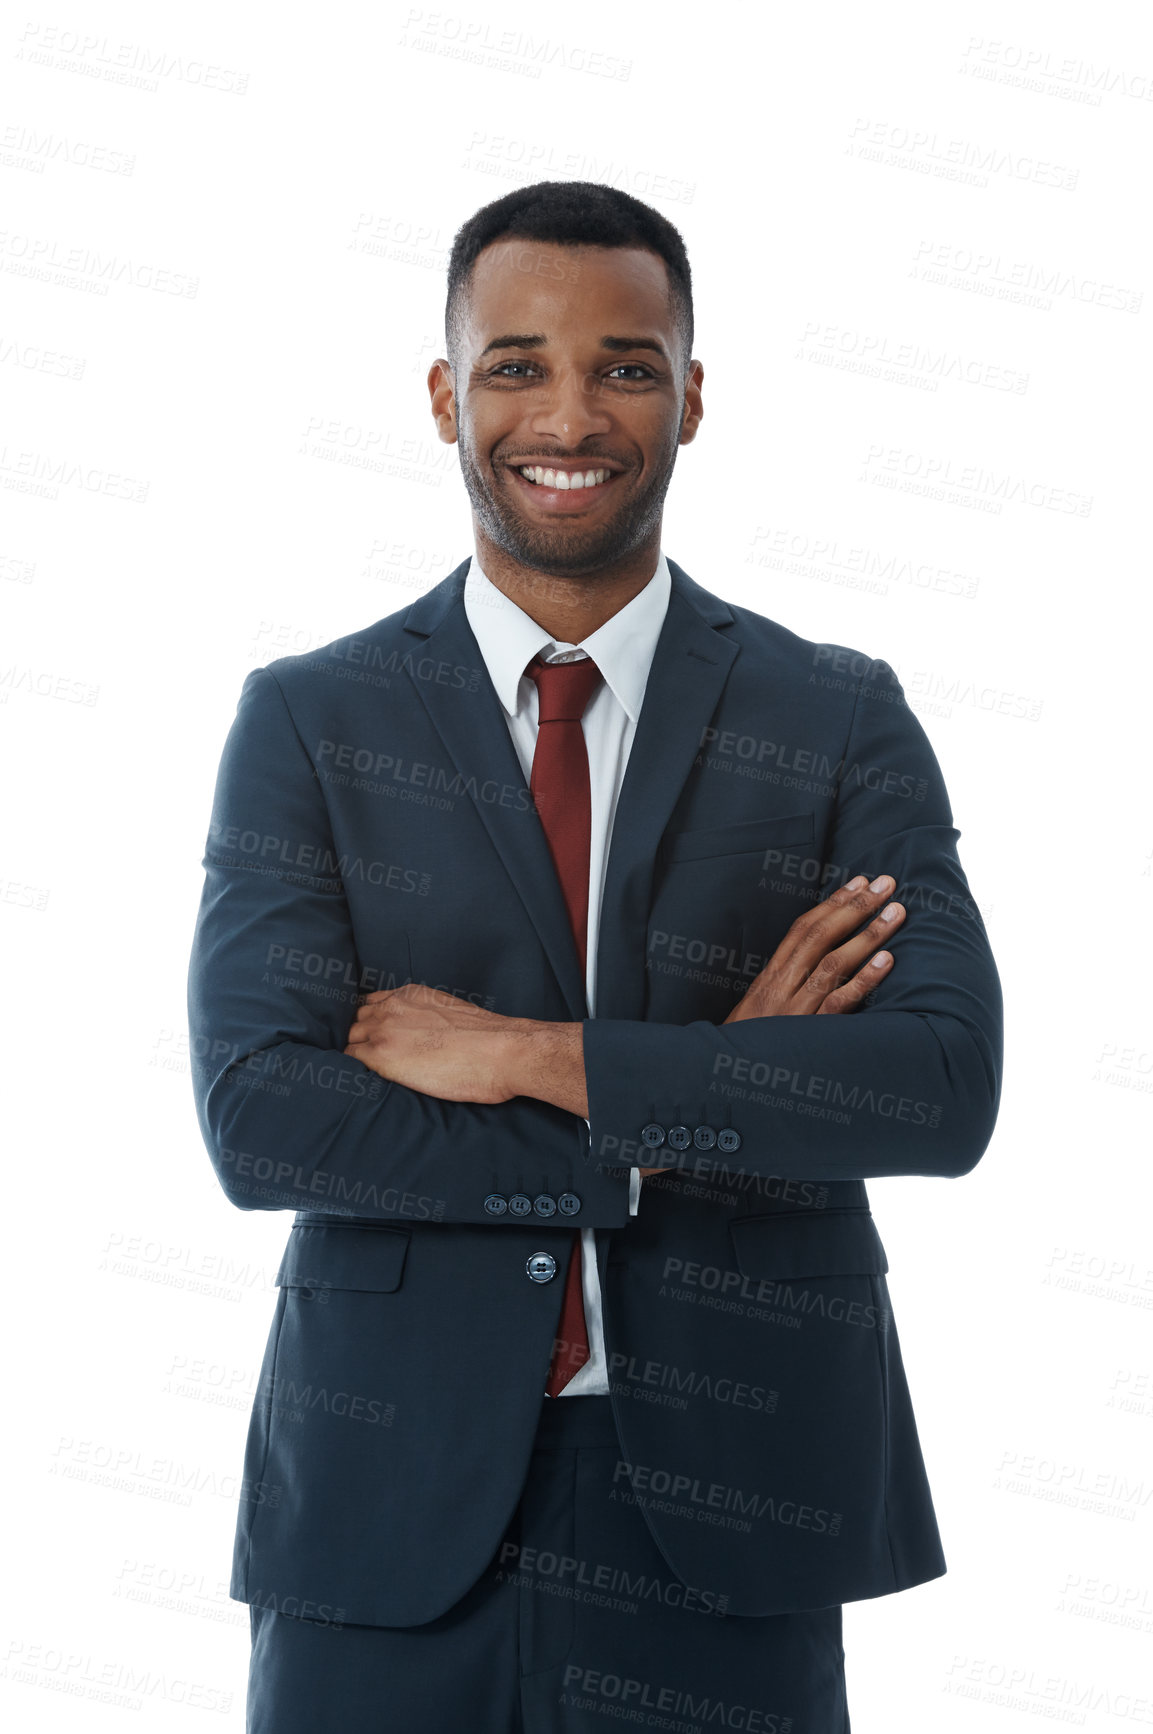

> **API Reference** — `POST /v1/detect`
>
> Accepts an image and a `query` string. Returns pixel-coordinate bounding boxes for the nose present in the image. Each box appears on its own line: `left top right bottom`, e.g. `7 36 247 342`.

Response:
529 359 613 445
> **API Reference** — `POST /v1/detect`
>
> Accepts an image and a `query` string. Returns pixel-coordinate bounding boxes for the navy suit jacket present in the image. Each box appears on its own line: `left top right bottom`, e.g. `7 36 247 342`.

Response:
187 554 1002 1627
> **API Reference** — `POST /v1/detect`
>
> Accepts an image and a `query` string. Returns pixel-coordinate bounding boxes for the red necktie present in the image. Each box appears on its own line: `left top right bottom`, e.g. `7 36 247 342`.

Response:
526 651 602 1397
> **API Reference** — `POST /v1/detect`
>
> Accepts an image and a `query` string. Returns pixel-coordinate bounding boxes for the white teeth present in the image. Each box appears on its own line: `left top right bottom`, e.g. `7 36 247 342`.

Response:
519 466 613 490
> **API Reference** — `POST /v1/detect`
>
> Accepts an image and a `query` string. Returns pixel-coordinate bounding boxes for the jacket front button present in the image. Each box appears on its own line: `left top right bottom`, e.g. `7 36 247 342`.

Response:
509 1193 533 1216
557 1192 581 1216
667 1125 692 1152
527 1253 557 1282
484 1193 508 1215
717 1128 742 1152
533 1193 557 1217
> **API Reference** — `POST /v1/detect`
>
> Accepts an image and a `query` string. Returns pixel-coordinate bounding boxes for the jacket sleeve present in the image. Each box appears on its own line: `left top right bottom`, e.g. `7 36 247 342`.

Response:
581 657 1003 1183
187 665 632 1224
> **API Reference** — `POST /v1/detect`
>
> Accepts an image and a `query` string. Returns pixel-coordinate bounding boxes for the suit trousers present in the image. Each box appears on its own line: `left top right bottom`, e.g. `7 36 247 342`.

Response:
247 1395 851 1733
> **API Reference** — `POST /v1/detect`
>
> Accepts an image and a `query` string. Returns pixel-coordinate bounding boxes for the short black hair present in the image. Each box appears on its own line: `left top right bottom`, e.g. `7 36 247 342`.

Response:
444 180 694 381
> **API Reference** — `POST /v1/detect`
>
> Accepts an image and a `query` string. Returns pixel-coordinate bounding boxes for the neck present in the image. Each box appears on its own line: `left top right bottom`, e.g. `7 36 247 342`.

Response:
472 532 661 643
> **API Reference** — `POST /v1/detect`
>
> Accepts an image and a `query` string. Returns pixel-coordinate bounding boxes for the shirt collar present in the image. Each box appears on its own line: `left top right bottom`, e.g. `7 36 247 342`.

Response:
463 549 672 723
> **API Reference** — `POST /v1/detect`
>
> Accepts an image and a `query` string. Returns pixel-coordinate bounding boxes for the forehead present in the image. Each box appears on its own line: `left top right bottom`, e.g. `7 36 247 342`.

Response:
463 242 675 347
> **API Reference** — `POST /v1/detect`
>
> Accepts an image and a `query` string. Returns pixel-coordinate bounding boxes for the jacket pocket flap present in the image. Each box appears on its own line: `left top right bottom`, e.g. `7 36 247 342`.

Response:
729 1210 888 1278
664 811 814 863
276 1224 410 1293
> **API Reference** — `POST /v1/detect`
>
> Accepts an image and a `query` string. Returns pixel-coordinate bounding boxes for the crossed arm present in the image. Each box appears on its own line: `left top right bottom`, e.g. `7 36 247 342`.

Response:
190 659 1001 1214
344 871 906 1172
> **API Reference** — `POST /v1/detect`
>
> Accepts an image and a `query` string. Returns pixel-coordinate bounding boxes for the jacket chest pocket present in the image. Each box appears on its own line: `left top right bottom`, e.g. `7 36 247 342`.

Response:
661 810 815 866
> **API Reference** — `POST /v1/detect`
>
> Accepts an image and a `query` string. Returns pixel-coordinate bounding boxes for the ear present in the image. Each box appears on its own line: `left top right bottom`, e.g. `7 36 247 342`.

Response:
428 360 458 445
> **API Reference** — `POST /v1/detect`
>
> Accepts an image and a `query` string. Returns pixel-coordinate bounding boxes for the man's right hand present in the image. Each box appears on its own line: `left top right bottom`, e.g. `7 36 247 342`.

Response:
723 872 904 1024
637 873 904 1175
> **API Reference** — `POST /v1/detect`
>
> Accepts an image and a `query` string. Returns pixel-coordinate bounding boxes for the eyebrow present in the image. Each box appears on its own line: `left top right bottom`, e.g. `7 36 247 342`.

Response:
479 333 670 361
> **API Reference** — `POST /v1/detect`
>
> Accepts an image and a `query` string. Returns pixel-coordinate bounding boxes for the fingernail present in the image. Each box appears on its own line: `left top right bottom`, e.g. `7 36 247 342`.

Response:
845 875 867 891
871 952 891 967
879 903 900 922
869 875 893 894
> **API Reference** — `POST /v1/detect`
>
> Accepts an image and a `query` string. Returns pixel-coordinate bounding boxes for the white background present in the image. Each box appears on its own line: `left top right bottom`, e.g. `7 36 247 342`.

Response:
3 1 1151 1728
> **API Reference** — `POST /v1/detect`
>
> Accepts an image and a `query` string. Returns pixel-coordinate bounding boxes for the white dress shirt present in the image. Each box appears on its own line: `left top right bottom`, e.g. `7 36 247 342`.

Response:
463 548 673 1395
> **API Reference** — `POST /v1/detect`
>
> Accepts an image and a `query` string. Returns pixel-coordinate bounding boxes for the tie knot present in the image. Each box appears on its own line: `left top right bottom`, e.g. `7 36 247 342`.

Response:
527 653 602 724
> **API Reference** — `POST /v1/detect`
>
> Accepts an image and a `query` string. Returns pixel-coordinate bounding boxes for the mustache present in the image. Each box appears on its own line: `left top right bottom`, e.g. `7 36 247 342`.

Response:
500 455 627 469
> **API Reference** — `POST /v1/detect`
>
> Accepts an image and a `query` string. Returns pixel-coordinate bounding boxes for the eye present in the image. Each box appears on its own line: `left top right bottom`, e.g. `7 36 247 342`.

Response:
488 361 655 381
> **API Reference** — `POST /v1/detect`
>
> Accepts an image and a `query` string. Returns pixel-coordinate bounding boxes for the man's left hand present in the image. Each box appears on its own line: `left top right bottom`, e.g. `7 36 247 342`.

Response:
344 984 540 1105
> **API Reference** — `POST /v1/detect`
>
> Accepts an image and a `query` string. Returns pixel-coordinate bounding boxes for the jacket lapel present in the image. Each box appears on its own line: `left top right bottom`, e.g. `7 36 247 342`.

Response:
595 561 738 1021
399 556 739 1023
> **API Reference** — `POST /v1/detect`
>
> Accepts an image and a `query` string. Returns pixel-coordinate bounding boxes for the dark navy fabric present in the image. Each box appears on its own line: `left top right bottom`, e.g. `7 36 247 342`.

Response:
187 555 1002 1629
247 1396 850 1734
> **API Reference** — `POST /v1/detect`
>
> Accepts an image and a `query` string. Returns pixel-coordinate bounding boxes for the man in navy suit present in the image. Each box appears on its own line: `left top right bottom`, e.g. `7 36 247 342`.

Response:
188 180 1002 1731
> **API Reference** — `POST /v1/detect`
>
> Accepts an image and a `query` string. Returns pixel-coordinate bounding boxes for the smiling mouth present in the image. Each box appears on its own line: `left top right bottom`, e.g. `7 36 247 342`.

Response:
505 463 626 513
514 464 621 491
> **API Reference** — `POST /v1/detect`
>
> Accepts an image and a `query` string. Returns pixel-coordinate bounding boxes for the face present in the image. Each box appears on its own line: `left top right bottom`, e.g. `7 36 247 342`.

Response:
432 242 702 579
